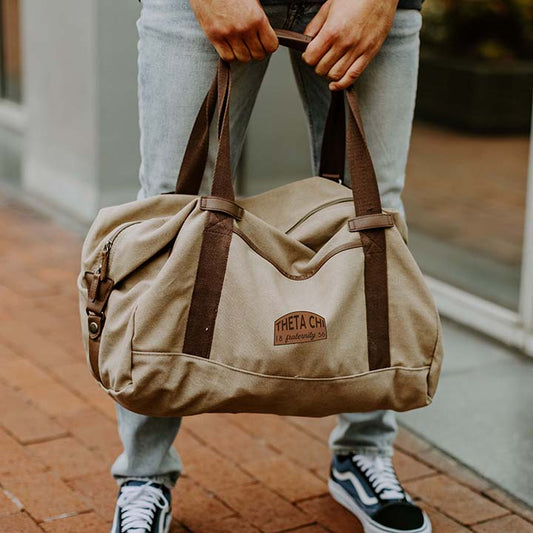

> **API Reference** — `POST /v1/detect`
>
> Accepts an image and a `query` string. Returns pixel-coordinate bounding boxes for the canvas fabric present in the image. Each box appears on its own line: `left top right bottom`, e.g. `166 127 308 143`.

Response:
78 31 443 418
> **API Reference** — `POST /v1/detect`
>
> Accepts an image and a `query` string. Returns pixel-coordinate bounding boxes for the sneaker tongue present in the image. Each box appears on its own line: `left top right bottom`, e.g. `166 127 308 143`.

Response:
123 480 158 488
124 480 147 486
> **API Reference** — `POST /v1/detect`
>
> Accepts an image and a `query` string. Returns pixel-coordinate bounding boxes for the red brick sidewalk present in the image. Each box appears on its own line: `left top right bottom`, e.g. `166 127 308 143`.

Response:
1 195 532 533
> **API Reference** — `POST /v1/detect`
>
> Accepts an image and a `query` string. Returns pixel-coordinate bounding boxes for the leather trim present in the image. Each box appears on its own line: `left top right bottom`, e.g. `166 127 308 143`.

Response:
84 272 115 381
348 213 394 232
85 273 114 315
275 29 312 52
200 196 244 220
87 315 103 378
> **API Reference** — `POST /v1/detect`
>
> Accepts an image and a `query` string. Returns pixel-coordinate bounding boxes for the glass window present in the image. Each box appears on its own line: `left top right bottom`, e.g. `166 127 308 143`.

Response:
403 0 532 310
0 0 22 103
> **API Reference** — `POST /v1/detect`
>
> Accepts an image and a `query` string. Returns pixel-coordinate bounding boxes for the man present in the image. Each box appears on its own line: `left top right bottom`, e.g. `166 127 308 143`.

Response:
111 1 429 532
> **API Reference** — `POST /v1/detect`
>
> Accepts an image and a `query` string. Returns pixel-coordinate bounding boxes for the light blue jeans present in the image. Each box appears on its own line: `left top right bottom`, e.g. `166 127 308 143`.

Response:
111 0 422 488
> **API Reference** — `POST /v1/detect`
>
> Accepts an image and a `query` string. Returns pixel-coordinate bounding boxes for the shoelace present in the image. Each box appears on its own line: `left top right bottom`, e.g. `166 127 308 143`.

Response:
117 482 169 533
353 454 405 501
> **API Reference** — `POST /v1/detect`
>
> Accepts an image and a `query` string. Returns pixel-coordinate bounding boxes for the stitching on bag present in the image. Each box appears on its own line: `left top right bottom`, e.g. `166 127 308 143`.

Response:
361 231 385 253
232 228 363 281
205 217 233 233
130 350 431 382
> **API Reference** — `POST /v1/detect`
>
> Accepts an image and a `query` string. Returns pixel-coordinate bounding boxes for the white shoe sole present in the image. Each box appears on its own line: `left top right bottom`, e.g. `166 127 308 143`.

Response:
328 479 432 533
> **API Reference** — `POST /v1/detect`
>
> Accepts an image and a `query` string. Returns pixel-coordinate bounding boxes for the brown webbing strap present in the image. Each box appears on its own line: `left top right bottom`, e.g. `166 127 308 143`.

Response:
174 31 348 196
319 90 345 183
345 89 390 370
175 61 230 195
182 62 234 357
210 62 234 200
175 76 218 194
181 212 233 357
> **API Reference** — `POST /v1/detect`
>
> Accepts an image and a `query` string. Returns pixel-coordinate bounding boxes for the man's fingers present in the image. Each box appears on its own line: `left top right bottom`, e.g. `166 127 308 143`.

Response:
228 37 253 62
213 40 236 62
259 24 279 55
329 55 368 90
314 45 344 77
304 0 330 38
244 31 268 60
327 48 360 81
302 30 331 66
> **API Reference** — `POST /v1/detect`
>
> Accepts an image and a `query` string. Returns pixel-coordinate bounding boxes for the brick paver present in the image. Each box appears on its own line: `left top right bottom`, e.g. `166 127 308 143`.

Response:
219 483 312 532
404 475 509 525
471 514 533 533
27 436 106 481
0 512 43 533
241 456 327 502
297 495 364 533
1 194 532 532
40 512 109 533
0 488 20 516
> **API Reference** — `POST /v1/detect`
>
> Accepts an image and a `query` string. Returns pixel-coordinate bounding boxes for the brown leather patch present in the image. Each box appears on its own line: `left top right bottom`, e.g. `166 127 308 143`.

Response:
274 312 327 346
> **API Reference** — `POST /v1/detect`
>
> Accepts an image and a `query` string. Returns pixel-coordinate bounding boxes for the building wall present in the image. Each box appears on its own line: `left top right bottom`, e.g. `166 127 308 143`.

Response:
11 2 310 224
20 0 140 223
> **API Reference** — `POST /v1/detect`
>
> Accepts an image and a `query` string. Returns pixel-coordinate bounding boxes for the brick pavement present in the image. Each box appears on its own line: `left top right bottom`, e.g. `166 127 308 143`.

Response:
0 194 532 533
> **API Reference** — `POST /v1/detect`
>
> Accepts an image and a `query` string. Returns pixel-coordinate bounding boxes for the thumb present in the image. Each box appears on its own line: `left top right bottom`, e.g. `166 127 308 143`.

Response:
304 0 330 38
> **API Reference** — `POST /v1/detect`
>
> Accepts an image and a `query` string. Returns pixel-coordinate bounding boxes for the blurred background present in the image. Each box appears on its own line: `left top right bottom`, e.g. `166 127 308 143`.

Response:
0 0 532 529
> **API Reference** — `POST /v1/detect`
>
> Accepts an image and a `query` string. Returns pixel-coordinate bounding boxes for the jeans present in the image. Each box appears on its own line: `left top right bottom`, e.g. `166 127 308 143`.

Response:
111 0 422 488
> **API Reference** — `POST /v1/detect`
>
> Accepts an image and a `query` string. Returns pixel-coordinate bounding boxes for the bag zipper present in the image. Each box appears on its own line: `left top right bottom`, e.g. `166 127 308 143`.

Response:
91 198 353 280
285 197 352 235
95 221 141 281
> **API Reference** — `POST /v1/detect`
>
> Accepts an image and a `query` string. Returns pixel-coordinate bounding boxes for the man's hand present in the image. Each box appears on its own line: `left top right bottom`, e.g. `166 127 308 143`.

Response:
302 0 397 90
190 0 278 62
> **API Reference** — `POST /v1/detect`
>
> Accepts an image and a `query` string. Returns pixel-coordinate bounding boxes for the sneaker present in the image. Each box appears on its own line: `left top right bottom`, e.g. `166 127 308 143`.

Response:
110 480 172 533
329 454 431 533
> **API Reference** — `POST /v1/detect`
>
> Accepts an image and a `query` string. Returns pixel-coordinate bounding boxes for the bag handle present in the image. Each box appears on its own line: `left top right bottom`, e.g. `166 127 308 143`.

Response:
181 30 390 370
175 29 382 217
175 29 346 192
176 29 316 197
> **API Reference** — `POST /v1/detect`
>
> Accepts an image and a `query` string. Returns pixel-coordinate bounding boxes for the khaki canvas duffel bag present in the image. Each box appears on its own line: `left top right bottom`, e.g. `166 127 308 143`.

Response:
78 30 443 418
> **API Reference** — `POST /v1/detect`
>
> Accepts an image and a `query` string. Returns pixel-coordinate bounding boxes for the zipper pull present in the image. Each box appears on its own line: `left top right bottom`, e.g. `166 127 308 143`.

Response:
99 241 112 281
88 270 100 302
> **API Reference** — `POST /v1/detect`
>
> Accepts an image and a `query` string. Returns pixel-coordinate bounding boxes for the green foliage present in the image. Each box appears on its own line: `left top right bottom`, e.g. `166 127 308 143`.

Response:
421 0 533 61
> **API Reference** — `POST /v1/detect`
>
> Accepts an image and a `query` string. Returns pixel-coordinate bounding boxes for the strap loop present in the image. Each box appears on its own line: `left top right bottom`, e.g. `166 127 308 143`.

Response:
348 213 394 232
200 196 244 220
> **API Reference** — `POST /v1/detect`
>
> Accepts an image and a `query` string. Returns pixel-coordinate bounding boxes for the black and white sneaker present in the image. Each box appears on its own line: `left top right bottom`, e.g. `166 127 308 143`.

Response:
110 480 172 533
329 454 431 533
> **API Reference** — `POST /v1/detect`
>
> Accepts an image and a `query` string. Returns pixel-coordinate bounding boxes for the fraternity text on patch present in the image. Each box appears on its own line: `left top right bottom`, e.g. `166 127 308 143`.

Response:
274 311 327 345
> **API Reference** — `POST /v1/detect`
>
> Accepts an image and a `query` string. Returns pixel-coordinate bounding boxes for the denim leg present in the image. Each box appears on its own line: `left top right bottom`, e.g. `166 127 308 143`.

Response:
136 0 288 199
111 404 183 488
288 8 422 456
113 0 290 486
